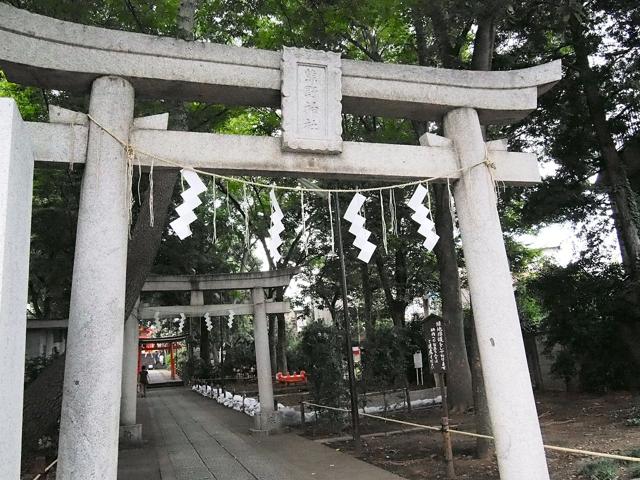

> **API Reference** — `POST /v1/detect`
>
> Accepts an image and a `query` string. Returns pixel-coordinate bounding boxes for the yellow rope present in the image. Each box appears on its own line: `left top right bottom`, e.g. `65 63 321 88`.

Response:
303 401 640 463
87 115 489 194
32 458 57 480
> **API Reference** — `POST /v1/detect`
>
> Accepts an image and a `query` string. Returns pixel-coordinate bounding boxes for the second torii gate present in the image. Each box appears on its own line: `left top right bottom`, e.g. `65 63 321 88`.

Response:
134 269 297 433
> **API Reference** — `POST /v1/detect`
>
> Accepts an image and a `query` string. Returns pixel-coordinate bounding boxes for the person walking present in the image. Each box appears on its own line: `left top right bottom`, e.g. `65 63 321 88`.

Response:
139 365 149 398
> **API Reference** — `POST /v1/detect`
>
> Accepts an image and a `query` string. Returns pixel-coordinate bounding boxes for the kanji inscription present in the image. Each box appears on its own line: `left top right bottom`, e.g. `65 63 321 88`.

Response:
281 47 342 153
426 317 447 373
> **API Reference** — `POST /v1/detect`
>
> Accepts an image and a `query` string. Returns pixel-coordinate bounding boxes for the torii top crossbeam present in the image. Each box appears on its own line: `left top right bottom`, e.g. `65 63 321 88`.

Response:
142 268 300 292
0 4 559 125
0 4 560 185
139 269 298 319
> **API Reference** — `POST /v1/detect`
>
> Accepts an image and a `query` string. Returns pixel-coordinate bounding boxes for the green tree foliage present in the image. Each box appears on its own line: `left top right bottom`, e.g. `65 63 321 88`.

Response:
299 322 346 408
529 258 633 391
4 0 640 403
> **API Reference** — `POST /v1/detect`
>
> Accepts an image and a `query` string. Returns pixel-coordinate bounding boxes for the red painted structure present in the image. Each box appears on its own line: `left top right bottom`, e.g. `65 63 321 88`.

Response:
138 330 186 380
276 371 307 384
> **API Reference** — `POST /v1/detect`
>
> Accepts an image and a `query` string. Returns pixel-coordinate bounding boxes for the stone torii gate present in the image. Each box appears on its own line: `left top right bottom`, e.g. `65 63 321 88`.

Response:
133 269 298 433
0 4 561 480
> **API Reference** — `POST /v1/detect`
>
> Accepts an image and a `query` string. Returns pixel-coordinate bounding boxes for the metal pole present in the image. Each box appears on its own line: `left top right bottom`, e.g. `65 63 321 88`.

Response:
334 193 361 453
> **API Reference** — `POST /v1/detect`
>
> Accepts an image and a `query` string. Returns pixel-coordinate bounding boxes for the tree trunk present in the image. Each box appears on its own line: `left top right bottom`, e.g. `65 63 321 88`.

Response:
524 333 544 391
275 287 288 373
21 355 66 469
360 262 373 334
276 313 288 373
413 6 474 414
268 314 277 374
433 184 474 412
200 318 210 365
469 316 492 458
572 25 640 283
571 18 640 373
124 170 179 319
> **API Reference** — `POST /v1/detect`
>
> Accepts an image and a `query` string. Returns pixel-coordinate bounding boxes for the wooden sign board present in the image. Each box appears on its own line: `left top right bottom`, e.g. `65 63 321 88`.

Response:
426 316 447 373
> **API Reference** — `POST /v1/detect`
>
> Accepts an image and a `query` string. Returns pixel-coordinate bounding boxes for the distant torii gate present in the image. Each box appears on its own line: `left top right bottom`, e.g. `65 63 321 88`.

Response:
121 269 297 436
0 4 562 479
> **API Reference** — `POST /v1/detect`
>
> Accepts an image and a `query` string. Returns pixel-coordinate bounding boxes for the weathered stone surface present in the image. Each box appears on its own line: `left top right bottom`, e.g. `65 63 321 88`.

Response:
0 4 561 124
118 424 142 447
49 105 88 125
25 122 541 184
0 98 34 480
26 122 88 165
133 112 169 130
120 310 139 427
281 47 342 153
251 411 283 435
251 287 277 432
444 107 549 480
57 76 134 480
142 269 300 292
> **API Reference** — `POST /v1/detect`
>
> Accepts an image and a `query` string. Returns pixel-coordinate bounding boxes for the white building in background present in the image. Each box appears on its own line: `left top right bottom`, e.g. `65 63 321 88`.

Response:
25 319 68 358
285 304 333 332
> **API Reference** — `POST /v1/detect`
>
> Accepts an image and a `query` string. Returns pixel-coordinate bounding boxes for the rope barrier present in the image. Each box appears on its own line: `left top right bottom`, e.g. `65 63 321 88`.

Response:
303 401 640 463
87 115 495 195
32 458 57 480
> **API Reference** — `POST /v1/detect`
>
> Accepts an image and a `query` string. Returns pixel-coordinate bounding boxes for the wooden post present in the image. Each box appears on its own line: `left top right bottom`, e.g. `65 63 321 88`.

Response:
170 342 176 380
383 390 388 417
405 387 412 413
439 373 455 479
300 398 306 431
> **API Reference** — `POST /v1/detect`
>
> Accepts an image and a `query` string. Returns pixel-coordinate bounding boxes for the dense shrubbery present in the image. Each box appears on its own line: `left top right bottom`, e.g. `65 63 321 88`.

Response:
529 259 635 391
24 353 59 386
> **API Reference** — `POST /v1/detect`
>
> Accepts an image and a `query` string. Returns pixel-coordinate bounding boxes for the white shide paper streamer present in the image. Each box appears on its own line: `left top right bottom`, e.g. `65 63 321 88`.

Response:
407 185 439 252
343 193 376 263
265 189 285 264
170 169 208 240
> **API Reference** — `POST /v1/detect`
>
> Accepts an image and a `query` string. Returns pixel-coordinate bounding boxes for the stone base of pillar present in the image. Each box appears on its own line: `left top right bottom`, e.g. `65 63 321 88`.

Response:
250 411 282 435
119 424 143 447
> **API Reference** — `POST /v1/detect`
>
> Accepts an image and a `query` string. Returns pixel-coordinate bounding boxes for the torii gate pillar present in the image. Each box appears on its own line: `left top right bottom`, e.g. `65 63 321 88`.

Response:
57 76 134 479
443 108 549 479
251 287 280 432
0 99 34 480
120 307 142 445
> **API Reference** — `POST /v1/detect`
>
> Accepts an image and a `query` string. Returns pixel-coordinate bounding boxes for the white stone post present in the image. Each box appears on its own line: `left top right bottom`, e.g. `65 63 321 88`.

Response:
57 76 134 479
444 107 549 479
0 98 34 479
119 307 141 445
251 287 279 432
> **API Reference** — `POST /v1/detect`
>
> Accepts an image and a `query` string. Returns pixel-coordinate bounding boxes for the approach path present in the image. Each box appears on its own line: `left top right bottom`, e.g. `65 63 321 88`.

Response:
118 387 404 480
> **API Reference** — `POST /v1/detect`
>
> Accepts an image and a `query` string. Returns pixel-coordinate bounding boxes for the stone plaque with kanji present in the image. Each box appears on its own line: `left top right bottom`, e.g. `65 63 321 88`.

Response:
281 47 342 154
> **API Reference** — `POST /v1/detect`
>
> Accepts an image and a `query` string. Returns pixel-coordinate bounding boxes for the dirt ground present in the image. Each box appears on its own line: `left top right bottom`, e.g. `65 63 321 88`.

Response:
306 392 640 479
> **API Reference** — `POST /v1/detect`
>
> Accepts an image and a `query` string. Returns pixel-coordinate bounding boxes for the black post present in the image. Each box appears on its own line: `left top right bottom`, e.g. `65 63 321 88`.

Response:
300 398 306 432
334 193 362 453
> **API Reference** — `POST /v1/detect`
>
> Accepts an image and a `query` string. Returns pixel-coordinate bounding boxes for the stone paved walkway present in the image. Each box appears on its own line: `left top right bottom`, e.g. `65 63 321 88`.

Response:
147 368 182 384
118 387 404 480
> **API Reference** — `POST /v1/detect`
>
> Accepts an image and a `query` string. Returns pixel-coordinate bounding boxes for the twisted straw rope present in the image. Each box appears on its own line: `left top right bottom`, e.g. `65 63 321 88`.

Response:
87 115 495 194
303 401 640 463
